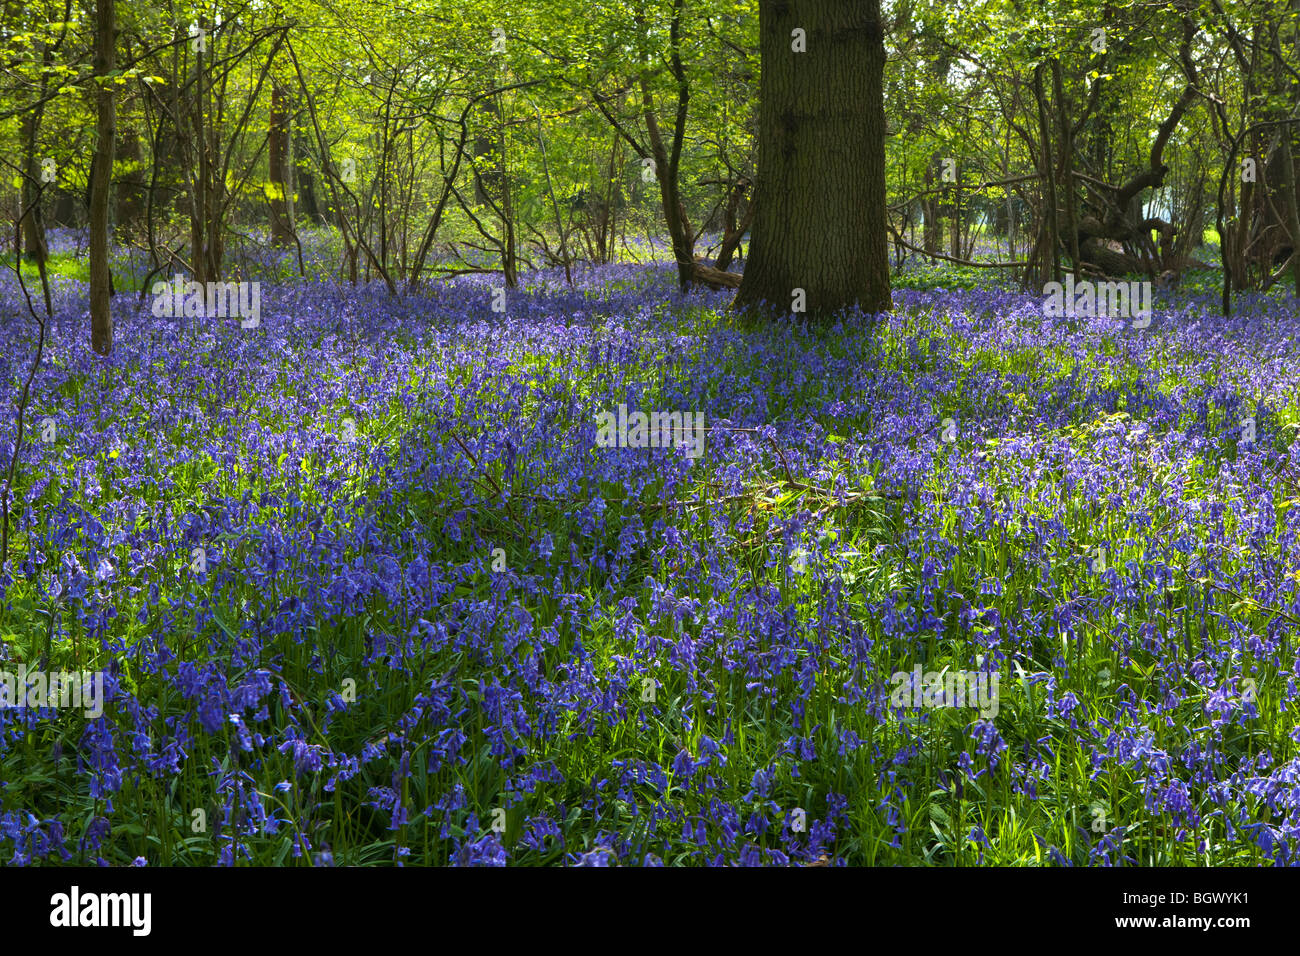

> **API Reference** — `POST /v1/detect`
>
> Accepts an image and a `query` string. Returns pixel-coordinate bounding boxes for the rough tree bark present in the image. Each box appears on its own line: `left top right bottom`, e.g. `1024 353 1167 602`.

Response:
89 0 116 356
733 0 892 317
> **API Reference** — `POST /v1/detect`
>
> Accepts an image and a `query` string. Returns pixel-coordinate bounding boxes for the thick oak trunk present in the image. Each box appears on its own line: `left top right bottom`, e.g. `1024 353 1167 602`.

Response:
89 0 116 356
734 0 891 318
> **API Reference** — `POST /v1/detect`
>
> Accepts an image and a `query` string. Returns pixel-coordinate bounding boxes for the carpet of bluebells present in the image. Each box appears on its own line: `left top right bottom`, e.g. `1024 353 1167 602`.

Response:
3 239 1300 866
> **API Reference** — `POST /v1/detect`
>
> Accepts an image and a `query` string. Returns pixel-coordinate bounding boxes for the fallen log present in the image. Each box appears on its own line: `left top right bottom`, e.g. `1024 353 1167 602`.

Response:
690 260 743 290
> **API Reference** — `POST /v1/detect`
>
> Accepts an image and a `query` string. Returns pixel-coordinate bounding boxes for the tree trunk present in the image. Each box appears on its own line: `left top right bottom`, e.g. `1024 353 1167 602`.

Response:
1070 19 1198 279
117 110 147 238
190 33 209 284
20 111 49 264
714 176 753 272
89 0 116 356
734 0 891 318
922 173 939 257
949 176 961 261
269 78 295 247
186 17 225 285
1051 59 1081 273
497 86 517 287
294 132 324 224
1032 63 1061 285
599 130 620 264
19 36 53 263
1273 13 1300 296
